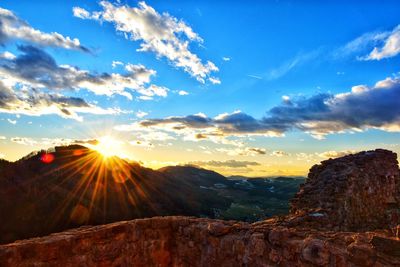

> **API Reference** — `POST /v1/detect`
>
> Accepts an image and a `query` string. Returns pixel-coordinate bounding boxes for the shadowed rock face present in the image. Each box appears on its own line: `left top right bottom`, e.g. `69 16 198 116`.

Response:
0 149 399 266
290 149 400 231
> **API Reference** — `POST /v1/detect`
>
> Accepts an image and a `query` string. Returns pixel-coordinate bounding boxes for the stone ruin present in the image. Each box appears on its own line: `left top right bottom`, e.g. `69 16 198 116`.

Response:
290 149 400 232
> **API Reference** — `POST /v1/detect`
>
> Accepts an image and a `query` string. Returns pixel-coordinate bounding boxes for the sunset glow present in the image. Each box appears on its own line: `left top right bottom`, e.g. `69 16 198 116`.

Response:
0 1 399 177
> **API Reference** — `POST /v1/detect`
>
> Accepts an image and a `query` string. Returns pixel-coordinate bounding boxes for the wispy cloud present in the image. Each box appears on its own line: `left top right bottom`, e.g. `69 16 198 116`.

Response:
73 1 219 83
189 159 260 168
336 24 400 61
247 74 263 80
265 50 321 80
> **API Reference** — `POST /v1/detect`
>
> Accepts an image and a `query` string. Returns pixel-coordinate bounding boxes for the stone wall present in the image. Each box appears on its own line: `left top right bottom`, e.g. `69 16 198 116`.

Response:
290 149 400 231
0 216 399 267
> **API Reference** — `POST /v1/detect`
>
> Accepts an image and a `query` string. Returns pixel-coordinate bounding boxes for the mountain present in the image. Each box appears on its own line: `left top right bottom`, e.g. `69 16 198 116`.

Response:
1 149 399 266
0 145 303 244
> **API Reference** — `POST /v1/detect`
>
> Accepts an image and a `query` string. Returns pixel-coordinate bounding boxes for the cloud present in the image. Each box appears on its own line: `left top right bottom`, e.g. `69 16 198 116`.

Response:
216 147 266 156
178 90 189 96
129 140 154 149
362 25 400 60
0 7 90 52
209 77 221 85
9 137 100 147
189 159 260 168
222 57 231 61
126 74 400 139
318 150 354 159
338 24 400 60
266 50 321 80
111 60 123 68
0 45 168 100
7 118 16 124
271 150 289 157
0 81 120 121
135 110 148 118
10 137 37 146
247 74 263 80
73 1 219 83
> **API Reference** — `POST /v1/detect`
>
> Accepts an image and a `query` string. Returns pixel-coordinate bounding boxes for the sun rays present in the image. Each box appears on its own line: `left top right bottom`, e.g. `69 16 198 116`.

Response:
90 136 125 159
35 145 154 228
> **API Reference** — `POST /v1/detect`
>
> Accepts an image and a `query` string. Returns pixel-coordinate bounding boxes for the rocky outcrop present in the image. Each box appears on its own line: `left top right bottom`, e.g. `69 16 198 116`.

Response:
290 149 400 231
0 149 399 266
1 216 399 267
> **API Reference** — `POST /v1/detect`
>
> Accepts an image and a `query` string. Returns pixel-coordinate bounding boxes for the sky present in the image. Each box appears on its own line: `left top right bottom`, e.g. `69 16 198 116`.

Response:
0 0 399 177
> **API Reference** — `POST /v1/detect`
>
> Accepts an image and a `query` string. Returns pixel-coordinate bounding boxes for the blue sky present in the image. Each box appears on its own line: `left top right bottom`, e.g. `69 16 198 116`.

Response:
0 0 399 176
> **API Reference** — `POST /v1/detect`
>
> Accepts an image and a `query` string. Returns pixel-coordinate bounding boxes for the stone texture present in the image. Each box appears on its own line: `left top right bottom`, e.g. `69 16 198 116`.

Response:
0 217 399 267
290 149 400 231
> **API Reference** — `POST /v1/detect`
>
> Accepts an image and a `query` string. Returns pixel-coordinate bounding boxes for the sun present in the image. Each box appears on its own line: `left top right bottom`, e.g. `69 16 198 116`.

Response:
92 136 124 158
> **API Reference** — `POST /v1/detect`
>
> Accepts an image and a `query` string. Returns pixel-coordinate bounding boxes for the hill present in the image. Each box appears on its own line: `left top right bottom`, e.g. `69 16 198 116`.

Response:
0 145 303 244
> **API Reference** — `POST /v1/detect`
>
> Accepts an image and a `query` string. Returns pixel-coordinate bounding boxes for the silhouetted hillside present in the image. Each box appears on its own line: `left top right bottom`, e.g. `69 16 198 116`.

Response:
0 145 303 244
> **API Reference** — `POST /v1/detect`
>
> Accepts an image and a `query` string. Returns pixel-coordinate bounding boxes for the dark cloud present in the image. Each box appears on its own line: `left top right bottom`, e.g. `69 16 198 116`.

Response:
247 147 267 155
0 45 165 99
135 76 400 138
74 139 99 145
140 113 211 129
0 81 117 121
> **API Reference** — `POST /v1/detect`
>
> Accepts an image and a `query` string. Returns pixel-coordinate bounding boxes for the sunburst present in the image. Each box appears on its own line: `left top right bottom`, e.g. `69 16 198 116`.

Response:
90 136 125 159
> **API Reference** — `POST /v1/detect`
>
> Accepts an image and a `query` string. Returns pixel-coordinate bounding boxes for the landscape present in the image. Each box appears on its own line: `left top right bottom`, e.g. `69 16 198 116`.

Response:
0 1 399 266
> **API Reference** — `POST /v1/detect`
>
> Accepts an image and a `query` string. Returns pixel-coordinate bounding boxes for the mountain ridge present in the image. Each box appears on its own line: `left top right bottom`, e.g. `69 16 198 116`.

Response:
0 144 303 244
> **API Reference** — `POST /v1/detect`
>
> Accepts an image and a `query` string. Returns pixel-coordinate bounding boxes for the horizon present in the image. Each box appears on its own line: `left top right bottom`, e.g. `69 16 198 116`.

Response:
0 1 400 177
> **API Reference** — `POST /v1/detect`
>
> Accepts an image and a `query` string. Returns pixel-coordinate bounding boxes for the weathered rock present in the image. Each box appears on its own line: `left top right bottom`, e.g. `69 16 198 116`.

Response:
290 149 400 231
0 216 399 267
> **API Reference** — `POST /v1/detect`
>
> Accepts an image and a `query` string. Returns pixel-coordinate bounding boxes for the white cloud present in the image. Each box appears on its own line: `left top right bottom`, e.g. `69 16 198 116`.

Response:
0 51 16 60
111 60 123 68
209 77 221 85
178 90 189 96
11 137 37 146
361 25 400 60
0 7 90 52
73 1 219 83
222 57 231 61
0 81 121 121
338 25 400 61
135 110 148 118
0 46 169 101
7 118 16 124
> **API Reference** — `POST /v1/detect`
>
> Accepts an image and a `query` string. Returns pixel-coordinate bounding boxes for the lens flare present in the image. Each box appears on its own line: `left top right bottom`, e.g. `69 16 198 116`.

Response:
40 153 55 164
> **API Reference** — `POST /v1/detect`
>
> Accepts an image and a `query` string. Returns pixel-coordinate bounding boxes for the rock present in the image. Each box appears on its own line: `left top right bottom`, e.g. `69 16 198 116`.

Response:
290 149 400 231
1 217 399 266
371 236 400 257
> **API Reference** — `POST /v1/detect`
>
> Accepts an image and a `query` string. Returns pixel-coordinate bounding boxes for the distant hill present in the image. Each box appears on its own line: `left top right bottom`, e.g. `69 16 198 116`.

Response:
0 145 304 244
